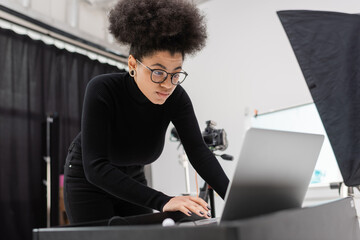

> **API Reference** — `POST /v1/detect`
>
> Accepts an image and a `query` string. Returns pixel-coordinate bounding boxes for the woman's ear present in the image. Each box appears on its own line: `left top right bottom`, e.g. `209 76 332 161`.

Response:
128 55 137 71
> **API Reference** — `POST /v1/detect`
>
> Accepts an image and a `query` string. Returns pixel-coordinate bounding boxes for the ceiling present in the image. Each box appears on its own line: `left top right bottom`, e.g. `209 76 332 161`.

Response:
83 0 211 10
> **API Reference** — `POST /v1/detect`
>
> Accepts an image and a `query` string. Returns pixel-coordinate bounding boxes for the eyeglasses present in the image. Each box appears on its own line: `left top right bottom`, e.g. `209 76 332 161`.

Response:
136 59 188 85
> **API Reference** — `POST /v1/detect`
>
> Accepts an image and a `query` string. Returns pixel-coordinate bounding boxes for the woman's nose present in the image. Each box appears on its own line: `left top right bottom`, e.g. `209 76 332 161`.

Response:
160 75 173 89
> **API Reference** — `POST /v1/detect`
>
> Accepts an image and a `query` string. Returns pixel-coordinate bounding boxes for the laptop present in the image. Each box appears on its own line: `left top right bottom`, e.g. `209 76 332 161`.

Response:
184 128 324 226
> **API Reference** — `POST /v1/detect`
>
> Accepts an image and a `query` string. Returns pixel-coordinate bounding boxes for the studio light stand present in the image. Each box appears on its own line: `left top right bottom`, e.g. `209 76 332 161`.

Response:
44 115 53 228
43 113 59 227
178 149 191 195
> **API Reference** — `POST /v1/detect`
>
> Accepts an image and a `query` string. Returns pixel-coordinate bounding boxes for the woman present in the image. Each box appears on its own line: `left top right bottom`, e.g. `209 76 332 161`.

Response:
64 0 229 224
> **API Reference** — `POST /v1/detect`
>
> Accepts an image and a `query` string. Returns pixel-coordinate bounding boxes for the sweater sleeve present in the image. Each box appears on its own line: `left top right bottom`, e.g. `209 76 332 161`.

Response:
81 77 172 211
170 87 229 199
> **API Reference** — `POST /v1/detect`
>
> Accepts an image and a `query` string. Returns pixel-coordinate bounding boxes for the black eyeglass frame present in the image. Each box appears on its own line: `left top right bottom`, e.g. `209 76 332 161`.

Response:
136 59 188 85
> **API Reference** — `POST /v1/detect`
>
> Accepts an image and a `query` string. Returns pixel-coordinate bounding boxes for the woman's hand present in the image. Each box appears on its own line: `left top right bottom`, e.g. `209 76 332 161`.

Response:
162 196 211 218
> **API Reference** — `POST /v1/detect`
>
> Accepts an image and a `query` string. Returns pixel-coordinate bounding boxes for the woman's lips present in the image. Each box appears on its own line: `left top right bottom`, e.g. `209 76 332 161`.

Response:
156 92 170 98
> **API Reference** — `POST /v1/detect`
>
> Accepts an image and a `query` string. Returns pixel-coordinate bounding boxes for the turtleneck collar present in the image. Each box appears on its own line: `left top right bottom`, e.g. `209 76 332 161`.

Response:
126 72 151 104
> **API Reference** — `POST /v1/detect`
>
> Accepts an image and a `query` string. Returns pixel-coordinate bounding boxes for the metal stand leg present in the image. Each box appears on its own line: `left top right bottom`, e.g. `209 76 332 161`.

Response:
44 116 53 228
179 151 191 195
208 187 216 217
199 183 216 218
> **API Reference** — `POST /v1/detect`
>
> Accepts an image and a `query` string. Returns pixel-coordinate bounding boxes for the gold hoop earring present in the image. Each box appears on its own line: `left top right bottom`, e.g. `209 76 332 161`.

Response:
129 69 136 77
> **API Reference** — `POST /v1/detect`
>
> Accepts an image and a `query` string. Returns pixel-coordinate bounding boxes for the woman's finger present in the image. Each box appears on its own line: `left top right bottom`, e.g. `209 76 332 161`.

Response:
179 206 193 216
189 196 210 211
186 203 210 218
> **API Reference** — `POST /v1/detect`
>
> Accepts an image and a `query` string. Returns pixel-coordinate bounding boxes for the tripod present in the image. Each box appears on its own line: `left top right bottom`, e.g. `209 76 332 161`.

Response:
199 182 216 217
170 125 233 217
198 152 233 217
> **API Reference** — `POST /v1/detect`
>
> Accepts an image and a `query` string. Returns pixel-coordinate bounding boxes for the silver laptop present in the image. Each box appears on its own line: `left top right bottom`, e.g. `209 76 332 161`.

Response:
190 128 324 225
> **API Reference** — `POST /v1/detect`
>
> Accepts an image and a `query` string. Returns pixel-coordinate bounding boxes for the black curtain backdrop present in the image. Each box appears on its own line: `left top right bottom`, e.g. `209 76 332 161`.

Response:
277 10 360 186
0 27 124 240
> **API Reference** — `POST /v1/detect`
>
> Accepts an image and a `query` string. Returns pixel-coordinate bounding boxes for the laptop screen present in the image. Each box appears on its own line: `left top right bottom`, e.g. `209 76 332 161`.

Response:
221 128 324 221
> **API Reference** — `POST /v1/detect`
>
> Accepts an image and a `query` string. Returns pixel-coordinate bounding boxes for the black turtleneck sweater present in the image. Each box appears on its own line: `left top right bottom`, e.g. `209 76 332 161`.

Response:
76 72 229 212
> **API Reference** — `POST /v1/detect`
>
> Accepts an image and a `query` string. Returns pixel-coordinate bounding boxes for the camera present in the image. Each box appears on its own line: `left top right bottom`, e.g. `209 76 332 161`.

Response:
170 120 228 151
202 120 228 151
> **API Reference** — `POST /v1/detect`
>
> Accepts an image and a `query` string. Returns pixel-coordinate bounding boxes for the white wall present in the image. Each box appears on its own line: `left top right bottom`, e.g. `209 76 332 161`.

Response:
152 0 360 216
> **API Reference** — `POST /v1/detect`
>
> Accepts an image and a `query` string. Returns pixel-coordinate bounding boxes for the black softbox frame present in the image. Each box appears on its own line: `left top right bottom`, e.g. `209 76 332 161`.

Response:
277 10 360 186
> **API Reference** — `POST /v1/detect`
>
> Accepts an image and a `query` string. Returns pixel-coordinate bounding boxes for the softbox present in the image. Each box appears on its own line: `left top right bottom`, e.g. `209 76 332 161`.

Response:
277 10 360 186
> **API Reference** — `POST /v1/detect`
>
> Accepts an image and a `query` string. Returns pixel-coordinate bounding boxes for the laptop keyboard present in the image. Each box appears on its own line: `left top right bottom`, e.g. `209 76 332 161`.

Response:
177 217 220 226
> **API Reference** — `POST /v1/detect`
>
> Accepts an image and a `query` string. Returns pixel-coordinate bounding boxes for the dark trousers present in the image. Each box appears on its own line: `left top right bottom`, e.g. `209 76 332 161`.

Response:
63 142 152 224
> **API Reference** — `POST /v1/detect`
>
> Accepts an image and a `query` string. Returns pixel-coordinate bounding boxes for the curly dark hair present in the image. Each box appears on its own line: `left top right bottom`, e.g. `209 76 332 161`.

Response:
108 0 207 60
